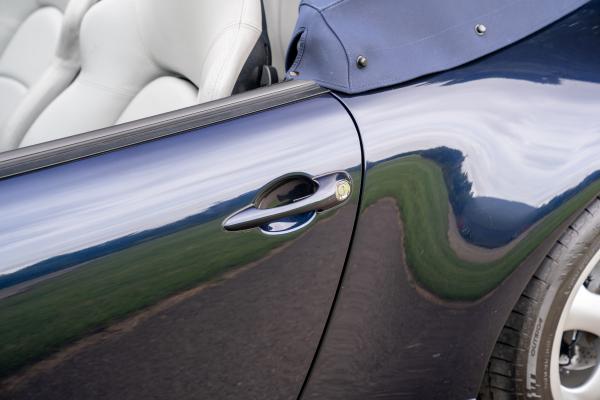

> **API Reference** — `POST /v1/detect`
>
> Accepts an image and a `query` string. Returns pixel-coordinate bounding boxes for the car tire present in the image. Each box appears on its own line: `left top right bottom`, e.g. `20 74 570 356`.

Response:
479 197 600 400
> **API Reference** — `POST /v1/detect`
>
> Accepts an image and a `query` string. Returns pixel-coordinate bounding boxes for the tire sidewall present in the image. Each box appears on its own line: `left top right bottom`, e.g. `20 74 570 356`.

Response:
522 234 600 399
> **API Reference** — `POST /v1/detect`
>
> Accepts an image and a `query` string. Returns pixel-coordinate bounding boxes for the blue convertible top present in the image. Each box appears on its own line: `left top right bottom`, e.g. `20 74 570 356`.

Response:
286 0 589 93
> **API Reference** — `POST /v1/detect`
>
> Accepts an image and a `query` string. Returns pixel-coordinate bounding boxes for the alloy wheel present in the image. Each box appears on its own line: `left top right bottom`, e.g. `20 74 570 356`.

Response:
551 250 600 399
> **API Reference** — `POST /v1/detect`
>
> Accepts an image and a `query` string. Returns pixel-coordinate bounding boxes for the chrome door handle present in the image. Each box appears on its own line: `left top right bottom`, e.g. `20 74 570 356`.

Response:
223 172 352 232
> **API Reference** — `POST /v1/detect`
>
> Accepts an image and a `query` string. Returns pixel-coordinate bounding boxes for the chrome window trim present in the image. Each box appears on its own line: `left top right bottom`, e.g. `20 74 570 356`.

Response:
0 80 328 179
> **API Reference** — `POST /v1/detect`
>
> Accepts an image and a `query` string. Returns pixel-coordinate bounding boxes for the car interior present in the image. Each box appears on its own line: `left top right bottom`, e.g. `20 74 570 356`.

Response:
0 0 300 152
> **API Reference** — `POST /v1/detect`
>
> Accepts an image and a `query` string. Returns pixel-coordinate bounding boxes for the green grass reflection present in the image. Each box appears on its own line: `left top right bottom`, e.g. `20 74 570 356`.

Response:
363 155 600 301
0 221 288 379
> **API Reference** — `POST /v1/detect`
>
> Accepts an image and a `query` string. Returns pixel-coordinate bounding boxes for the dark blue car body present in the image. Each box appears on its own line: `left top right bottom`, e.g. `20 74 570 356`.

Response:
0 3 599 399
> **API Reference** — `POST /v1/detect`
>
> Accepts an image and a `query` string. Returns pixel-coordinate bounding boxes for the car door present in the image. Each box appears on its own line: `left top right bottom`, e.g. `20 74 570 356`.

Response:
0 81 362 400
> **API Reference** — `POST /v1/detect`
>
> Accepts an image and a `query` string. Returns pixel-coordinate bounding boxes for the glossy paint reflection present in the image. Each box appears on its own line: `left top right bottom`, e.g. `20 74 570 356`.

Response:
303 3 600 399
0 95 361 399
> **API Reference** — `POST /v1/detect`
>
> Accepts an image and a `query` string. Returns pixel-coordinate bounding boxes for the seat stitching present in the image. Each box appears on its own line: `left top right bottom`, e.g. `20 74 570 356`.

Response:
77 76 139 97
206 0 263 99
207 0 247 100
197 22 260 86
200 22 261 99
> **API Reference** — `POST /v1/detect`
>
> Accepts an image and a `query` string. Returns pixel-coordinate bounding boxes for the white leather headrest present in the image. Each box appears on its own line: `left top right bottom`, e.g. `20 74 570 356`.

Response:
134 0 262 94
78 0 263 96
78 0 161 93
0 0 71 13
38 0 70 11
0 0 69 55
18 0 263 147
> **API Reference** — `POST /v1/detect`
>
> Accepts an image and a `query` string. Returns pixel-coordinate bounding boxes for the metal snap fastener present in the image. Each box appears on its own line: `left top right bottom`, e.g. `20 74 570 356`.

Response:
335 180 352 201
356 55 368 69
475 24 487 36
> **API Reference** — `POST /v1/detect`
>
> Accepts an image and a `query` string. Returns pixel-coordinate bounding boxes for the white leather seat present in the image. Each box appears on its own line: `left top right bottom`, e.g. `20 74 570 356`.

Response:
0 1 67 115
18 0 263 148
0 0 95 151
263 0 299 80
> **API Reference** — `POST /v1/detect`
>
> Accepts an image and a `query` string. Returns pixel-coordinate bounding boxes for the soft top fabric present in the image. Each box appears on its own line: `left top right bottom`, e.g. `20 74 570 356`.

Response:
286 0 589 93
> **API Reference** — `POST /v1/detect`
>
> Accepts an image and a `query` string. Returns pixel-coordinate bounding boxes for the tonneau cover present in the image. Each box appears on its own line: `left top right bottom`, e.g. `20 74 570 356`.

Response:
286 0 589 93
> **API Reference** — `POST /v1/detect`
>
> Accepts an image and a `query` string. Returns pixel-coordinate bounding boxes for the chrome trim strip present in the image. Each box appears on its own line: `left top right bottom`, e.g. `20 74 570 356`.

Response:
0 80 328 179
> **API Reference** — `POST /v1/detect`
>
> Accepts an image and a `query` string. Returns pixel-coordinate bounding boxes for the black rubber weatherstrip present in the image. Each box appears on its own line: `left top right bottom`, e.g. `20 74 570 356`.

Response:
0 80 328 179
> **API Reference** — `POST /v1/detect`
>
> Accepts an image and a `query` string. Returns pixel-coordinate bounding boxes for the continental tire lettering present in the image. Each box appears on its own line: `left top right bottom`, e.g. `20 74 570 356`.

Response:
530 317 543 357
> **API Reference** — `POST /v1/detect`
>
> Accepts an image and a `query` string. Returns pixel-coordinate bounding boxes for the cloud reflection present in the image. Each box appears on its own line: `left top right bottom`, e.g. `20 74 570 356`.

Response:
0 97 359 276
353 77 600 208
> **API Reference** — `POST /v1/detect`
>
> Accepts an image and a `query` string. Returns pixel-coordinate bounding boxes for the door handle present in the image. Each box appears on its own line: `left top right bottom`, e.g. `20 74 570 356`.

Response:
223 172 352 232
